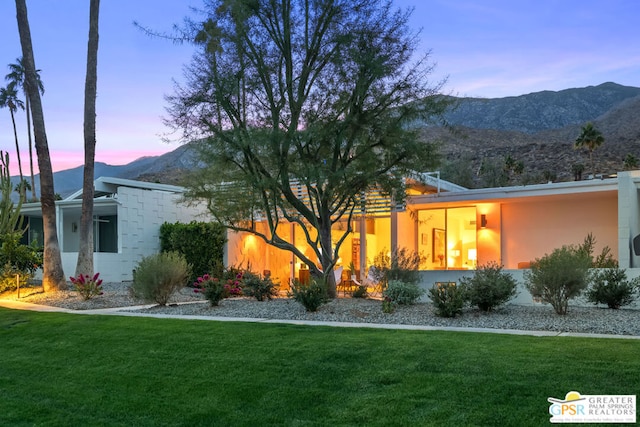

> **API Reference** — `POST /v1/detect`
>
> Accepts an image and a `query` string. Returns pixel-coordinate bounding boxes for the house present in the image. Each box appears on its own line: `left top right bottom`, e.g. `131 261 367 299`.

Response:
226 170 640 305
19 171 640 305
20 177 208 282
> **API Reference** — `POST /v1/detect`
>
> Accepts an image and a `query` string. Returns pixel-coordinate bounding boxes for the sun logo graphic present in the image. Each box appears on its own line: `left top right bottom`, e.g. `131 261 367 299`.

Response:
548 391 636 423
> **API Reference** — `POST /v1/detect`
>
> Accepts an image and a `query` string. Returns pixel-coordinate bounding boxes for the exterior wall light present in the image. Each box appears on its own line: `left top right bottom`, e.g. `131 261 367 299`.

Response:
480 214 488 228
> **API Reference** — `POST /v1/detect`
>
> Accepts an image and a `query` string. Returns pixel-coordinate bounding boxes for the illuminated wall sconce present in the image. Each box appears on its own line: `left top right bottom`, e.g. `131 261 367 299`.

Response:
480 214 488 228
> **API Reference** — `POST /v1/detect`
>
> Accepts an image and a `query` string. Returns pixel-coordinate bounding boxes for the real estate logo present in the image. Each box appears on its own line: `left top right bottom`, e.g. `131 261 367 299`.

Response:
548 391 636 423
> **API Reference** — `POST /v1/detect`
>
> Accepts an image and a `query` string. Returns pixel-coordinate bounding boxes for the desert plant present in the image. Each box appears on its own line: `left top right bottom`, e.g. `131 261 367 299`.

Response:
130 251 191 306
371 247 424 290
460 262 518 312
383 280 424 305
351 285 368 299
577 233 617 268
289 279 328 312
586 268 640 309
524 244 592 315
193 274 228 306
381 296 396 313
242 272 279 301
428 282 465 318
70 272 104 300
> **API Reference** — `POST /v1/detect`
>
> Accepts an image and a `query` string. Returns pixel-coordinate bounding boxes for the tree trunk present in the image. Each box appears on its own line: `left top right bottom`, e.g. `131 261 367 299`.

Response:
75 0 100 278
26 97 36 201
15 0 67 291
8 108 25 202
318 216 337 298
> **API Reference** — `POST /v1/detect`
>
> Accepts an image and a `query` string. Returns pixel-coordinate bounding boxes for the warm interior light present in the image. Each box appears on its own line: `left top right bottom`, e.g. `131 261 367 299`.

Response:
468 249 477 261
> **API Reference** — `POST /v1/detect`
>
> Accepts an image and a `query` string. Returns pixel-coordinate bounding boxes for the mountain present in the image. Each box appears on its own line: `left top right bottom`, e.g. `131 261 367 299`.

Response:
442 82 640 133
10 82 640 196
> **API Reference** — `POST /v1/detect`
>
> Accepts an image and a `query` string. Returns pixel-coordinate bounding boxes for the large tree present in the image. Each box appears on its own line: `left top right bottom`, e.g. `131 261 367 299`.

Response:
75 0 100 279
574 122 604 179
15 0 67 291
5 57 45 201
0 83 25 201
168 0 447 297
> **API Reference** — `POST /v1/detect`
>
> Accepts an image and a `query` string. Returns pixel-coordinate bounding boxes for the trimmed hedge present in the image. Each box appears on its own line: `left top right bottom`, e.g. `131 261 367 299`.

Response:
160 221 226 282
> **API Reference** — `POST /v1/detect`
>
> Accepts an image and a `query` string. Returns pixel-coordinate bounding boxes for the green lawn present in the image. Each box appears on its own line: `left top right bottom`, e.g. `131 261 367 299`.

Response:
0 308 638 426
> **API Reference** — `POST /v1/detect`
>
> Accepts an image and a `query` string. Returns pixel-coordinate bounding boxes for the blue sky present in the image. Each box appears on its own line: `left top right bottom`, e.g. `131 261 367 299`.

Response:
1 0 638 174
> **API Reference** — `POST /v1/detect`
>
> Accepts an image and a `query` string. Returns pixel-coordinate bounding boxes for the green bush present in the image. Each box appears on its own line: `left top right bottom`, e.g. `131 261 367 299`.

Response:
383 280 424 305
0 233 42 293
524 244 592 315
371 247 424 290
586 268 640 309
289 279 328 312
130 252 192 306
460 262 518 312
159 221 226 282
242 272 279 301
428 282 465 318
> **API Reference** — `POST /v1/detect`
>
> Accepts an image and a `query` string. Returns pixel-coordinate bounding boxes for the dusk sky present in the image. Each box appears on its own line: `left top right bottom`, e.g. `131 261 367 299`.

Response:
1 0 638 176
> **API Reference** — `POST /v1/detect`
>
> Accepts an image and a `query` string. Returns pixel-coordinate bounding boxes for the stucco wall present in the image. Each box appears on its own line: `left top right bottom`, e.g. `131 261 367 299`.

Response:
500 192 617 269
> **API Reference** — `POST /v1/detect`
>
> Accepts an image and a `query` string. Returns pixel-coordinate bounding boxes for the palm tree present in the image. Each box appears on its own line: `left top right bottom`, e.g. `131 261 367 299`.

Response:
15 0 67 291
0 83 26 202
6 57 44 201
574 122 604 179
75 0 100 279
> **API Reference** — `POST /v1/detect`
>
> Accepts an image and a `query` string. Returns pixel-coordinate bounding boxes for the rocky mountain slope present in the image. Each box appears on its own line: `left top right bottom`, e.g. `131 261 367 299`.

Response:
22 82 640 196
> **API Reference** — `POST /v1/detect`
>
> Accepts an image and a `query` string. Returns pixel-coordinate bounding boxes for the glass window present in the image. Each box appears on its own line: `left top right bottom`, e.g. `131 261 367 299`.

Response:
417 207 477 270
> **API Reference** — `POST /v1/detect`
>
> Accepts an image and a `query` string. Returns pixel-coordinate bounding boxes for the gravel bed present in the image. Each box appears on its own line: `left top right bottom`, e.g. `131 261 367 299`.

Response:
4 282 640 336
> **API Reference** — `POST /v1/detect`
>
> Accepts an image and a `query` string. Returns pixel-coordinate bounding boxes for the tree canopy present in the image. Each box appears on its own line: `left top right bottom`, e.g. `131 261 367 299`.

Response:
167 0 448 296
574 122 604 178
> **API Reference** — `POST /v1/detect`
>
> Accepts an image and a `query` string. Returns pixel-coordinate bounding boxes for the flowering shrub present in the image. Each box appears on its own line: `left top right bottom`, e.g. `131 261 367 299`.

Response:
242 271 279 301
70 272 104 300
194 271 244 306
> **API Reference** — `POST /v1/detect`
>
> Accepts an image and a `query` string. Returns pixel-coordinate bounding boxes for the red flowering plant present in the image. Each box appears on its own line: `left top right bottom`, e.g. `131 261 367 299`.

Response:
70 272 104 300
194 270 245 306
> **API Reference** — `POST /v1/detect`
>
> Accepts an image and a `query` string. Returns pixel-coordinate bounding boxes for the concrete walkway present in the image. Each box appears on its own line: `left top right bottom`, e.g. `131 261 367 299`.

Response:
1 298 639 340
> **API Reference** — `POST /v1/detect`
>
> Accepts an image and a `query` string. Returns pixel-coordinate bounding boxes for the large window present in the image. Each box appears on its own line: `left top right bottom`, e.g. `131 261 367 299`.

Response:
417 207 477 270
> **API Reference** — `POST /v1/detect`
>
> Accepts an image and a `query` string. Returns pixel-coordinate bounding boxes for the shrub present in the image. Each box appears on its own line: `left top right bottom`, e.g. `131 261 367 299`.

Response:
193 274 228 306
460 262 518 312
289 279 328 312
0 233 42 293
130 252 192 306
242 272 279 301
383 280 424 305
428 282 465 318
351 285 368 299
524 244 591 315
70 272 104 300
371 247 424 290
381 296 396 313
586 268 640 309
159 221 226 282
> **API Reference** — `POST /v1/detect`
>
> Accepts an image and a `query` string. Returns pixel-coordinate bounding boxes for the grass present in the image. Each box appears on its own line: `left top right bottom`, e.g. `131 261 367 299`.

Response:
0 308 638 426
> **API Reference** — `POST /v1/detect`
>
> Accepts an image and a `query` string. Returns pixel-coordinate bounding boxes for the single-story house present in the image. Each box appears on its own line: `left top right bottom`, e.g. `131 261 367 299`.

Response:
19 171 640 307
20 177 208 282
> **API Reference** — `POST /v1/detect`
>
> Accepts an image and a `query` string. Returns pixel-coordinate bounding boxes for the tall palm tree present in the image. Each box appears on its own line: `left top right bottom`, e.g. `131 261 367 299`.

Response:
0 83 26 202
574 122 605 179
15 0 67 291
6 57 44 201
75 0 100 278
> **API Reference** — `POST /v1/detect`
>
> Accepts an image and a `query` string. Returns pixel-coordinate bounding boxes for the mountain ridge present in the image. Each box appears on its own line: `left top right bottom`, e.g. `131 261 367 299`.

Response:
11 81 640 196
